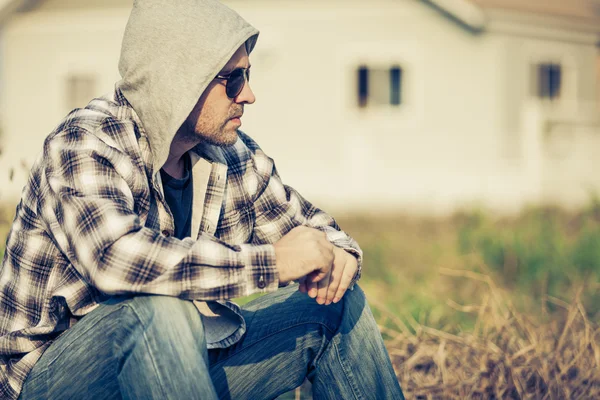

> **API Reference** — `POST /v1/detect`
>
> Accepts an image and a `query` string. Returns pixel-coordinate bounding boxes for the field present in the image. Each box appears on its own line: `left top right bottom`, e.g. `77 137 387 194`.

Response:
0 203 598 399
335 205 600 399
278 204 600 399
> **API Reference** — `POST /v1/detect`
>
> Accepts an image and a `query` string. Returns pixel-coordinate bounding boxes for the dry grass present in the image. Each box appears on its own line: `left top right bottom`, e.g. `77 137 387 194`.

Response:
371 270 600 400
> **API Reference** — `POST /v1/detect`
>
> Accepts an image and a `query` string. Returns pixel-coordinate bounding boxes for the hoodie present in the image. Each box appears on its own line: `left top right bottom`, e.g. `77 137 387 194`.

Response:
118 0 259 172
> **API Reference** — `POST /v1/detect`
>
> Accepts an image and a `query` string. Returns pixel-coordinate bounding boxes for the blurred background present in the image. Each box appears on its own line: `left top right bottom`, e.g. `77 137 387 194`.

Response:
1 0 600 398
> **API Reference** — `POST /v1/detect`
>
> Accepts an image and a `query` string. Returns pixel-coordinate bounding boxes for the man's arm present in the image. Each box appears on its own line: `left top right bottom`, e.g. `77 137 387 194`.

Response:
241 133 363 288
40 125 278 300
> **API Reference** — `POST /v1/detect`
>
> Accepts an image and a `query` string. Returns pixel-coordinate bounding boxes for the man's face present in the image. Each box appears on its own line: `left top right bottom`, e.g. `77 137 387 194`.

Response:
180 44 255 147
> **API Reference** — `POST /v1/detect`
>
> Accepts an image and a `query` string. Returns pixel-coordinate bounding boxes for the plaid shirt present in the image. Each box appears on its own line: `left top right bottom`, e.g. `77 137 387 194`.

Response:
0 86 362 400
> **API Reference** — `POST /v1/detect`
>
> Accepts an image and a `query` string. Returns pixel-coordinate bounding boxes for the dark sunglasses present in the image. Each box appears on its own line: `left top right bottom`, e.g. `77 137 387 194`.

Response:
215 67 251 99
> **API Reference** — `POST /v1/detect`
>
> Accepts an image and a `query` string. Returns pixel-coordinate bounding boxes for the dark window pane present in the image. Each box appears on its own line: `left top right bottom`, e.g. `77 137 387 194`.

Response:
390 66 402 105
358 66 368 108
548 64 561 99
538 63 561 100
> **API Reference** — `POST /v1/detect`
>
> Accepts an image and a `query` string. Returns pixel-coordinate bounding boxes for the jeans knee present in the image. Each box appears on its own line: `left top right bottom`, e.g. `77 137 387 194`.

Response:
343 284 366 308
122 295 206 346
107 296 214 397
339 284 369 324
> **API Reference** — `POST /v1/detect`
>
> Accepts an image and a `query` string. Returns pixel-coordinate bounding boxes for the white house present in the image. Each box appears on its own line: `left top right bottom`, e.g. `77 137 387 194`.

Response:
1 0 599 214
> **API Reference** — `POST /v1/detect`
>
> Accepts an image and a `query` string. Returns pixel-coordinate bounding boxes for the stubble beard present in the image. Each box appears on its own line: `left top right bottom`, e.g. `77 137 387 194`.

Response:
190 105 244 147
180 116 238 148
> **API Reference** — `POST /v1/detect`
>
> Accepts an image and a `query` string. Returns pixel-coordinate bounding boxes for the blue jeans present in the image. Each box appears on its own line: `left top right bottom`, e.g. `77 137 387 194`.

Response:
20 284 404 399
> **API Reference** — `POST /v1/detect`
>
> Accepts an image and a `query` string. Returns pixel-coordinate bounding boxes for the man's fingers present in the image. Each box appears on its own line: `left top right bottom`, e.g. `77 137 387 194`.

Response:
324 249 345 305
325 266 342 305
311 247 345 305
316 271 331 305
308 268 329 284
298 277 307 293
333 267 356 304
307 272 319 298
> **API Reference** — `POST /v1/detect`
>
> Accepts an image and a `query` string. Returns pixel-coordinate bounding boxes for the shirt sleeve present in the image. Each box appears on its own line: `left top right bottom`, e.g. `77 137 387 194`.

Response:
246 139 363 288
41 126 278 300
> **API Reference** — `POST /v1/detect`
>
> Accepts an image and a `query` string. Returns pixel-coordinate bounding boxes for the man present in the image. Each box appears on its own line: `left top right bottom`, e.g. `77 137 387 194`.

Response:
0 0 404 399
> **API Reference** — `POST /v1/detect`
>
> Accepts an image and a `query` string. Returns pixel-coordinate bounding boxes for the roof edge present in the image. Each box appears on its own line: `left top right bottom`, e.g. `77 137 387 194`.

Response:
0 0 40 25
485 8 600 39
421 0 487 33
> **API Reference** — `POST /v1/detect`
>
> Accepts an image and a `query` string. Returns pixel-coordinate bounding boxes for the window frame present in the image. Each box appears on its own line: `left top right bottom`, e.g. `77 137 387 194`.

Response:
356 64 404 109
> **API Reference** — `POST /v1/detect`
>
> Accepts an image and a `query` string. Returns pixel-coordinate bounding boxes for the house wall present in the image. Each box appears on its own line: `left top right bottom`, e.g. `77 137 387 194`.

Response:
226 0 515 213
0 0 598 214
0 2 131 200
491 18 600 207
226 0 600 213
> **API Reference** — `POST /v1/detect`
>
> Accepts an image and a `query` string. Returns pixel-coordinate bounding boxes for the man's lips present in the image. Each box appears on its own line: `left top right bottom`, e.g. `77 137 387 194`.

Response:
229 116 242 125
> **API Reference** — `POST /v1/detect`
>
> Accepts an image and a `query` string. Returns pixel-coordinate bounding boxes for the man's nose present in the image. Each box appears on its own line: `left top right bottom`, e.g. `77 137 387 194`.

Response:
235 81 256 105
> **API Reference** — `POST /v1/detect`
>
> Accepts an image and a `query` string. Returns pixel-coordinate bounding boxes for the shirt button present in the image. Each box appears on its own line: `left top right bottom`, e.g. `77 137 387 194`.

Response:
257 276 266 289
161 230 171 237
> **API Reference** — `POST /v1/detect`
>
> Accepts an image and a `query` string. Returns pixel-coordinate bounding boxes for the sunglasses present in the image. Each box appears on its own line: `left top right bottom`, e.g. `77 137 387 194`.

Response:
215 67 251 99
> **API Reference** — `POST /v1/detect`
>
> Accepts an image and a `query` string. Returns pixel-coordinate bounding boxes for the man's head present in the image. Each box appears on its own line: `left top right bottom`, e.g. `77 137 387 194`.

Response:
118 0 260 170
176 44 256 147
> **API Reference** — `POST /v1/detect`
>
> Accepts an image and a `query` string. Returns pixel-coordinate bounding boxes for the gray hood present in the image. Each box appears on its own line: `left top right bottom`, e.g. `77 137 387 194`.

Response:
117 0 259 171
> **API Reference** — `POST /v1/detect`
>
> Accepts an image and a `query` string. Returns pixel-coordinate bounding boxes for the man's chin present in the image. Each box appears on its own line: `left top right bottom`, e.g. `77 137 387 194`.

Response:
219 136 238 147
202 131 239 147
220 129 240 146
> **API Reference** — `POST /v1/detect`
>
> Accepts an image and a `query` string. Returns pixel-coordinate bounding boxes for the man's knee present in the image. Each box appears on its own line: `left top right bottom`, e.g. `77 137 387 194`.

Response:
338 284 372 331
106 296 215 398
341 284 366 310
120 295 207 348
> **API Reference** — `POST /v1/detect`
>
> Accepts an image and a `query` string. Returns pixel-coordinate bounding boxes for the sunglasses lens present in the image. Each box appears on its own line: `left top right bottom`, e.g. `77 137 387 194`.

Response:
226 69 247 98
226 71 242 98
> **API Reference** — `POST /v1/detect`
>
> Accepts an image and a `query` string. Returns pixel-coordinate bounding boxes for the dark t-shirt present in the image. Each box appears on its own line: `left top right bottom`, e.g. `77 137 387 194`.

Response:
160 153 193 240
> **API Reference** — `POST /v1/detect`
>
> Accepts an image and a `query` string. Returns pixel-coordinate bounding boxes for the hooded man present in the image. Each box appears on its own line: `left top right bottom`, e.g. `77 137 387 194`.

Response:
0 1 404 399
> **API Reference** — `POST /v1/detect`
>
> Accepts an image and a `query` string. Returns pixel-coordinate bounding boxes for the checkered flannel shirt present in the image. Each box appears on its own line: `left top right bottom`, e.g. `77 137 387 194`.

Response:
0 86 363 400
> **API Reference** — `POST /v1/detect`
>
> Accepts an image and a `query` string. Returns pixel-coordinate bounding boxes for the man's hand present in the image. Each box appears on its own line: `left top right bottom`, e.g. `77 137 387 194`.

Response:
299 246 358 305
273 226 334 284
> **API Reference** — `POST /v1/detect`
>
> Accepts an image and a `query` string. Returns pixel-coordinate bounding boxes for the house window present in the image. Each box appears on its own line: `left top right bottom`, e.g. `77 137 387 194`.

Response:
66 74 97 111
390 67 402 105
357 65 403 108
358 66 369 108
535 63 562 101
